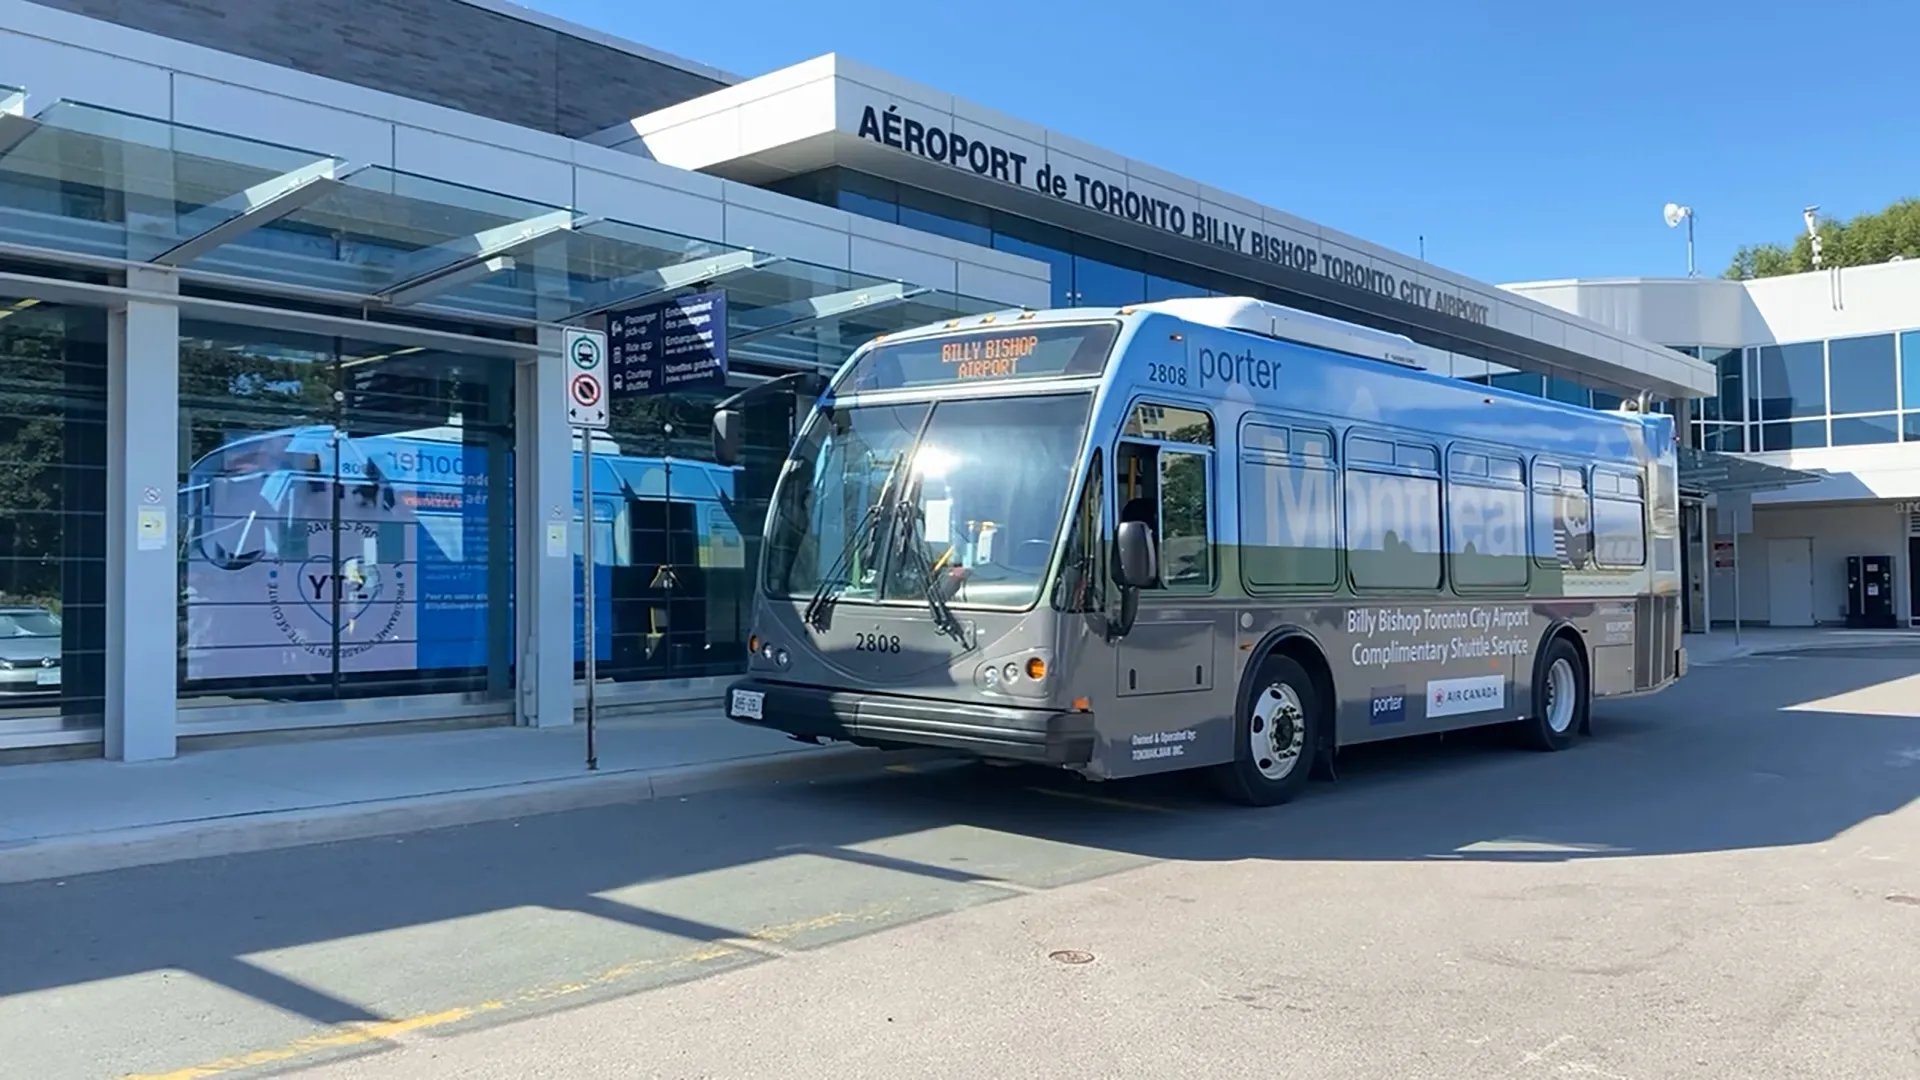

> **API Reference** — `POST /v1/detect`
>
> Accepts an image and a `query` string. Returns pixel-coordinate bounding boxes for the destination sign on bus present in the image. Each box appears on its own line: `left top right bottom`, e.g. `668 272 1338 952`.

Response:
837 322 1118 393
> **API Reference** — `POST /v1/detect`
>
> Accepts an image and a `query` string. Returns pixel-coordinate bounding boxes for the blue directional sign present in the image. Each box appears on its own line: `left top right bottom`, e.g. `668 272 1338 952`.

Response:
606 291 729 397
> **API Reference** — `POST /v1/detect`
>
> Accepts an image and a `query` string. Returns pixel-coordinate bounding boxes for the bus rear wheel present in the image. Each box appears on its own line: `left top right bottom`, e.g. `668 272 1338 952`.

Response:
1519 637 1587 752
1210 653 1321 807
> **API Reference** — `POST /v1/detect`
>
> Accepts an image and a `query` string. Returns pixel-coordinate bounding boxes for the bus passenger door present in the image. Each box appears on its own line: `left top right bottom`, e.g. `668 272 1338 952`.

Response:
1106 420 1227 771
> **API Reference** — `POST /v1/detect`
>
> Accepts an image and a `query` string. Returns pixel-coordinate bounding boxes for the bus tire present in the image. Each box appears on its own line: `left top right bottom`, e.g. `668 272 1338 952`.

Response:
1210 653 1321 807
1520 636 1586 752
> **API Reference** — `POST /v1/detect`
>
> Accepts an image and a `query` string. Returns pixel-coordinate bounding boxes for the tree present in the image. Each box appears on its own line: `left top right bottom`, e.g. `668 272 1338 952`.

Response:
1723 198 1920 279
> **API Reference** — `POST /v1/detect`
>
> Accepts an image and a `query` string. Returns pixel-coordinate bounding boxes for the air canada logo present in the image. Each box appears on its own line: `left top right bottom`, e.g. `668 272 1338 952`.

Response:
264 522 408 659
1425 675 1506 719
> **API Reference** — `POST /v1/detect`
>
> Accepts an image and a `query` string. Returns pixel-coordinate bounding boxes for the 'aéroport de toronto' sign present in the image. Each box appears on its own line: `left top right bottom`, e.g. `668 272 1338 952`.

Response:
856 103 1491 327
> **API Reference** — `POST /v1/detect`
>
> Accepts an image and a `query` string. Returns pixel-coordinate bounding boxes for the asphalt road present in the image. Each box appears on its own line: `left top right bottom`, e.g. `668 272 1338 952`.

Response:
3 645 1918 1080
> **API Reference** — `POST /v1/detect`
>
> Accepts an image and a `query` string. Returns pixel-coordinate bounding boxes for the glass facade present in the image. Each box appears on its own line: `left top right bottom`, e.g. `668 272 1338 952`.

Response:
0 300 107 737
177 322 517 706
1676 330 1920 453
595 381 793 684
769 169 1651 413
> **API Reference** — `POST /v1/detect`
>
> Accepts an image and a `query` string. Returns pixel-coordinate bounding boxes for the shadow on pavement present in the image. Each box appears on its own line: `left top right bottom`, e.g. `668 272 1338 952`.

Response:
1 645 1915 1041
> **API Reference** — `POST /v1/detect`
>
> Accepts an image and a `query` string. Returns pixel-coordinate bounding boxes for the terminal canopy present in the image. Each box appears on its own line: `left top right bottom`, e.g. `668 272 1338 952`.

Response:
0 95 1004 370
1676 446 1823 499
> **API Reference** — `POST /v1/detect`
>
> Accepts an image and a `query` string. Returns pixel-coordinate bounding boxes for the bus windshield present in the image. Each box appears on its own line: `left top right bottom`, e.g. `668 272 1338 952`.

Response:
765 393 1093 610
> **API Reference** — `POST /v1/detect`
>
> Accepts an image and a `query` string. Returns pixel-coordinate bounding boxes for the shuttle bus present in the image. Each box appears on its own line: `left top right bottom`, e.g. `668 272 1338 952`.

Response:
713 296 1687 806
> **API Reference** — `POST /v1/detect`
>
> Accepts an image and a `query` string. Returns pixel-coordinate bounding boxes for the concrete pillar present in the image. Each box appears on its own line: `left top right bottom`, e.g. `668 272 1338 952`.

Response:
514 326 576 727
104 266 179 761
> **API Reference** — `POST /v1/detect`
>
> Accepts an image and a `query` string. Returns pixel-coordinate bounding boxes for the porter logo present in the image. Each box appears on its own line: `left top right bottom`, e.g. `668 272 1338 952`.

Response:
1369 686 1407 726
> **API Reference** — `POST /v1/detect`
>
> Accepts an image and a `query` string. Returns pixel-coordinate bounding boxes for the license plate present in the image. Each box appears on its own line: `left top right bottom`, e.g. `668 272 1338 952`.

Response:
35 669 60 687
730 688 764 720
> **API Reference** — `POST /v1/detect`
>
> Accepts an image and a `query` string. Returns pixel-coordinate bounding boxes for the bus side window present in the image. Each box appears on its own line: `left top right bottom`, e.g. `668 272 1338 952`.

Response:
1051 450 1106 614
1117 403 1215 592
1116 442 1161 588
1157 448 1211 588
1530 459 1592 569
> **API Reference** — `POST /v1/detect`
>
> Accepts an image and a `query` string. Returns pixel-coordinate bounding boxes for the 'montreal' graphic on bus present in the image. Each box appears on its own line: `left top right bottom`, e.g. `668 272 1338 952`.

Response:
181 423 743 684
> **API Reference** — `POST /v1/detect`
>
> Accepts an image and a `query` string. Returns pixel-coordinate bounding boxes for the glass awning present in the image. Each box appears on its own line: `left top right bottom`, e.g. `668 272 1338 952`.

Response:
0 95 1013 366
1677 446 1824 496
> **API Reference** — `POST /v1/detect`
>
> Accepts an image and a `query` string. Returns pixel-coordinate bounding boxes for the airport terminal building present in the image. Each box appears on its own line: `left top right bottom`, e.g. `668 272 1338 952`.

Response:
0 0 1772 761
1512 263 1920 632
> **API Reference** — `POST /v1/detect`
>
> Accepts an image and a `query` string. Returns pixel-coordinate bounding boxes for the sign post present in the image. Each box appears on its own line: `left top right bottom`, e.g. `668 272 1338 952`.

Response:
1716 491 1753 646
564 325 610 771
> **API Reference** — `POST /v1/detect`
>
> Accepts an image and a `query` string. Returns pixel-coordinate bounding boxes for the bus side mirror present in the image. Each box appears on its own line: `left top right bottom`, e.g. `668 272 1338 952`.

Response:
712 408 744 467
1115 520 1156 590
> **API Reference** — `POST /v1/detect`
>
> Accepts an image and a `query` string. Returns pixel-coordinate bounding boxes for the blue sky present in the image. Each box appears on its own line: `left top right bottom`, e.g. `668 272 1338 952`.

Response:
525 0 1916 286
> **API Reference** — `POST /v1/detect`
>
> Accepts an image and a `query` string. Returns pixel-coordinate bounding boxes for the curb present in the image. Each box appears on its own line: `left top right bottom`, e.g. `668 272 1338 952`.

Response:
0 744 949 886
1689 635 1920 667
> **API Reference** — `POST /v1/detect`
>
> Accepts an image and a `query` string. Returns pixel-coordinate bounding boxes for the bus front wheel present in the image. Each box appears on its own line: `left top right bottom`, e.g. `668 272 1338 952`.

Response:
1210 653 1322 807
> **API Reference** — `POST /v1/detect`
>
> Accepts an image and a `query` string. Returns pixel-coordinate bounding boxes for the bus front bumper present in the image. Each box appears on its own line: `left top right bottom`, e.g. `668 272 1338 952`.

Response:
723 679 1096 767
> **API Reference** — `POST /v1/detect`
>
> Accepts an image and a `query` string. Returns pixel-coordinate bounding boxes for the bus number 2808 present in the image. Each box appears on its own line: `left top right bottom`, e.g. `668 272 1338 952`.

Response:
854 632 902 653
1147 363 1188 386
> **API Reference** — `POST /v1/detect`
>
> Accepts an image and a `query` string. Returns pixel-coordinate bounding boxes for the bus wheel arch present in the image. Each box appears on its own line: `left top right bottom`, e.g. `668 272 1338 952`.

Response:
1211 629 1335 806
1271 634 1336 758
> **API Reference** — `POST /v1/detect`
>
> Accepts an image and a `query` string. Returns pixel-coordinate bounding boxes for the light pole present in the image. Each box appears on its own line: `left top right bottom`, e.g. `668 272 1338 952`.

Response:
1664 202 1696 277
1803 205 1824 269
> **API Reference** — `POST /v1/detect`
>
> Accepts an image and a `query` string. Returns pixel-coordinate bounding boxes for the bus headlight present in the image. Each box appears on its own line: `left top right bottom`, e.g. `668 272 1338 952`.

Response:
774 648 791 670
976 653 1049 694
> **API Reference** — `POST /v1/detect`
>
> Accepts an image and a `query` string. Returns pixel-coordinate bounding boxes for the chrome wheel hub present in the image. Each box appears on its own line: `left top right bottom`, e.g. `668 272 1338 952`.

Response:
1249 683 1306 781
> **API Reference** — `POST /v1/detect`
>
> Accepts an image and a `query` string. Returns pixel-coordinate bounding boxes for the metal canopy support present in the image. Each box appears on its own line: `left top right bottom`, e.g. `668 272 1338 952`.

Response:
0 105 36 159
378 208 579 307
570 249 783 320
731 282 927 345
152 158 354 267
1700 505 1711 633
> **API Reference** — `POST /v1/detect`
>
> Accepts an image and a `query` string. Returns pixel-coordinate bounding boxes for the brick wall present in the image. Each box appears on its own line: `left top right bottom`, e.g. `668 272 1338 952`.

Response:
25 0 726 137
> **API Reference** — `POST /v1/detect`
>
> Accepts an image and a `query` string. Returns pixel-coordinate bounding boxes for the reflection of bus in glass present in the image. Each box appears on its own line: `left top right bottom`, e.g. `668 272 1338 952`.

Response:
715 297 1686 806
180 423 744 689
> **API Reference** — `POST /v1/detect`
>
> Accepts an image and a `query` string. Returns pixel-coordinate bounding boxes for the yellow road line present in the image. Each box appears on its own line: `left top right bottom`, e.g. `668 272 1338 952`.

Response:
125 908 883 1080
124 1008 495 1080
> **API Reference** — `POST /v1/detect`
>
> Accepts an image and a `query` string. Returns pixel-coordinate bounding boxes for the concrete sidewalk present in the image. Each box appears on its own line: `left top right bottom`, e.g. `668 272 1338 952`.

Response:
1684 626 1920 667
0 708 922 886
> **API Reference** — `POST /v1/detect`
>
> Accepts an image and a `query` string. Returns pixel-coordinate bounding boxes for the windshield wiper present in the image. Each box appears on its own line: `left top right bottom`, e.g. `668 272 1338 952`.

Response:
803 452 908 631
887 475 969 644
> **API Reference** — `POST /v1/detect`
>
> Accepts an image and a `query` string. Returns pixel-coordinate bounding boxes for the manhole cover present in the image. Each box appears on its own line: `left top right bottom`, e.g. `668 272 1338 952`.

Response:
1048 950 1095 965
1887 894 1920 906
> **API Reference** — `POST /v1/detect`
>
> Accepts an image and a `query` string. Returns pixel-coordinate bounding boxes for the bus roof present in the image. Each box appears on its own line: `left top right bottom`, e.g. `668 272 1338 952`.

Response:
855 298 1669 440
1133 297 1430 370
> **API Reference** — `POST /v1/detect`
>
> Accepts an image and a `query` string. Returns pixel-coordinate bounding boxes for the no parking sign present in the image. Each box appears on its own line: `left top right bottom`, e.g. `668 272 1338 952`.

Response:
563 327 608 429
